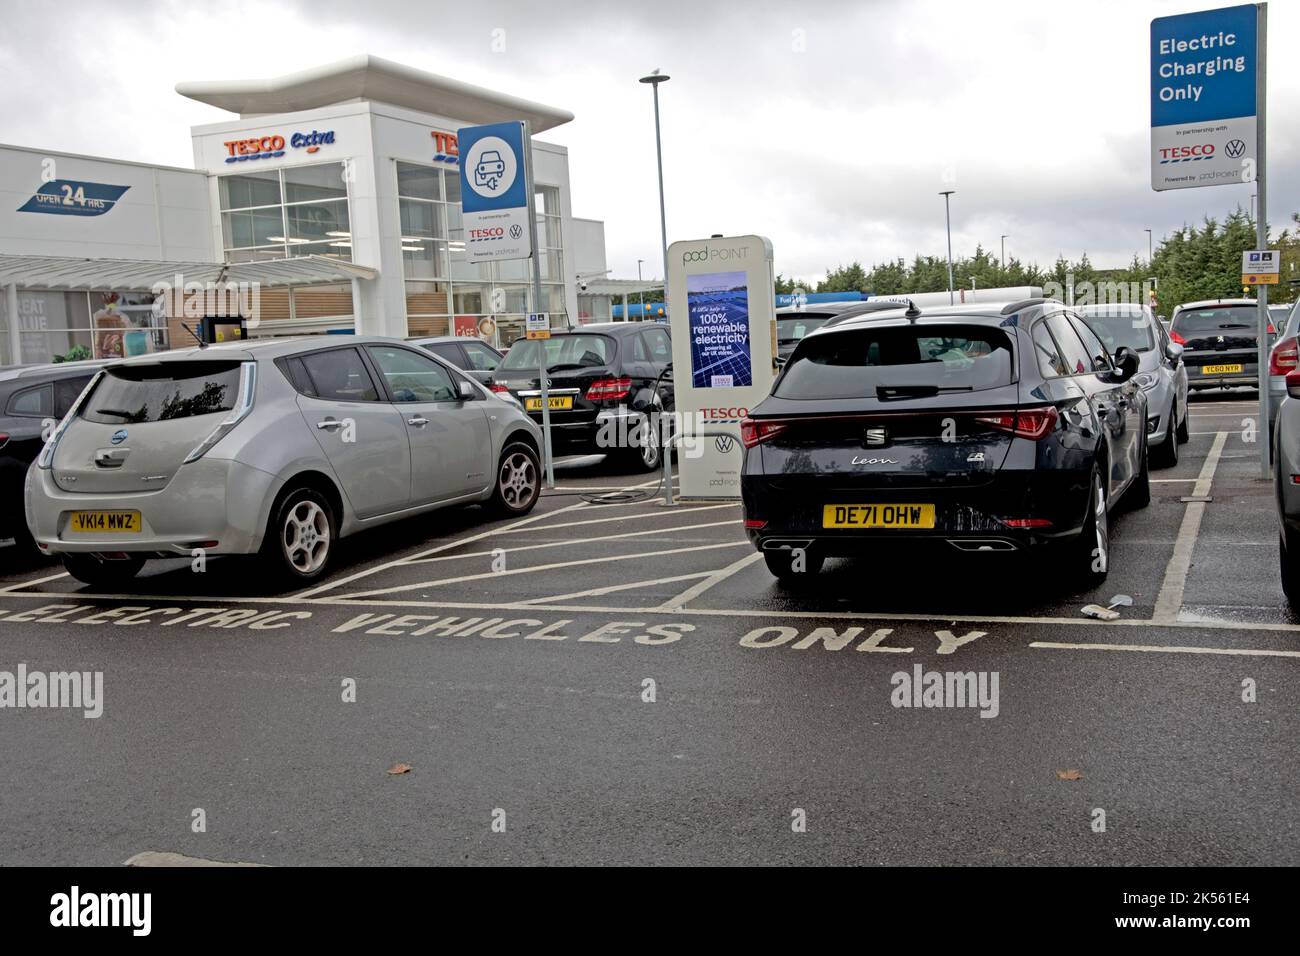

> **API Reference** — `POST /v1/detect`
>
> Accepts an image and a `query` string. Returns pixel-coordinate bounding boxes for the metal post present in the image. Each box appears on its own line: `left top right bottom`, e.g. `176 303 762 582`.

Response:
1000 235 1006 271
1255 1 1270 479
1145 228 1153 263
522 120 555 489
641 71 671 319
940 190 955 305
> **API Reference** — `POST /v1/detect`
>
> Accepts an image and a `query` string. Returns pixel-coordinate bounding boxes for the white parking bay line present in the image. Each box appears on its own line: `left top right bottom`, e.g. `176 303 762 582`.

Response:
1031 641 1300 659
0 570 69 593
404 519 741 564
293 499 594 599
1152 430 1228 623
339 540 753 599
655 551 764 611
513 571 714 606
498 502 738 536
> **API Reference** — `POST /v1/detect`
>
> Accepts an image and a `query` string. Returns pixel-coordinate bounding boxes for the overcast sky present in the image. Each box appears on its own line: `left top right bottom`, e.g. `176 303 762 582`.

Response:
1 0 1296 285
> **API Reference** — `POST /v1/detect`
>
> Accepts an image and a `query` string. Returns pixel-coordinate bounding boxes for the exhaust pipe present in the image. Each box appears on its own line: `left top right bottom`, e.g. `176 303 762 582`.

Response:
761 539 814 551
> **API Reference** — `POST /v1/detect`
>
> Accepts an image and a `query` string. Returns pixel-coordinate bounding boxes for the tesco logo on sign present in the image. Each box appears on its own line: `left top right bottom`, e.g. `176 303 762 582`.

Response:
701 406 749 422
468 226 505 242
1158 143 1215 162
223 129 336 163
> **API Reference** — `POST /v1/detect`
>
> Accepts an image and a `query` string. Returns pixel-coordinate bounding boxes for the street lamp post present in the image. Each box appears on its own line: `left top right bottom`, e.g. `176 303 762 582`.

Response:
1000 234 1007 271
637 259 644 320
940 190 955 305
640 69 671 319
1145 228 1153 264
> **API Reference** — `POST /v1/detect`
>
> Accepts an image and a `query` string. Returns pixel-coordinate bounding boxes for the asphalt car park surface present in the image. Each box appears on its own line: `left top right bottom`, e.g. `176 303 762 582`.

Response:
1 392 1298 866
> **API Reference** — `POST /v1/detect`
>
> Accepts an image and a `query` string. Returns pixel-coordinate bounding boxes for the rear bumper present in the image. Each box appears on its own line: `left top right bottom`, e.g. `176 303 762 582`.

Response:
24 457 276 556
1186 359 1259 389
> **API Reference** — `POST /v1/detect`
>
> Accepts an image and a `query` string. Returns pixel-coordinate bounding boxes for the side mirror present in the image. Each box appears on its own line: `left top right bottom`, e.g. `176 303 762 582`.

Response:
457 379 476 400
774 355 788 369
1113 346 1140 382
1287 369 1300 400
1165 341 1184 364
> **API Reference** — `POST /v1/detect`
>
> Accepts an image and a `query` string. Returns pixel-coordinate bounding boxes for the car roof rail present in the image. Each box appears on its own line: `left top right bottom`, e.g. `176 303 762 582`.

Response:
1000 297 1061 315
821 300 911 328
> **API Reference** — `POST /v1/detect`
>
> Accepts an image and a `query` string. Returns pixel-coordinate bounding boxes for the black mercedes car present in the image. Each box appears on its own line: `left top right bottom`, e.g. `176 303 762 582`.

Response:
741 299 1149 586
492 322 674 471
0 360 105 554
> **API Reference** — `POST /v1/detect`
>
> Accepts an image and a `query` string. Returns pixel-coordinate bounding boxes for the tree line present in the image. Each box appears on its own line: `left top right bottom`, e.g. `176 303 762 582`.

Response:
776 207 1300 312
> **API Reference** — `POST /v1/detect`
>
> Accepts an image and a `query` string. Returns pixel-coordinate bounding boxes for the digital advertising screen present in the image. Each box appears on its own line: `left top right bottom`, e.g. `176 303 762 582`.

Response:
686 270 752 389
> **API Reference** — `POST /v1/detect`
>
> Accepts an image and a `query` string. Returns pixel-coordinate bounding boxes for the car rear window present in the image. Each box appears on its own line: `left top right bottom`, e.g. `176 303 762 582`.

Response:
777 316 830 343
774 324 1014 400
500 334 614 371
1077 309 1154 352
81 361 242 424
1173 305 1258 335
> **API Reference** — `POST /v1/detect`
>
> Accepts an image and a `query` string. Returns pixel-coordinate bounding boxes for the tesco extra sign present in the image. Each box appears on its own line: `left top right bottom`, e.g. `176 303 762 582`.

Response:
222 129 337 163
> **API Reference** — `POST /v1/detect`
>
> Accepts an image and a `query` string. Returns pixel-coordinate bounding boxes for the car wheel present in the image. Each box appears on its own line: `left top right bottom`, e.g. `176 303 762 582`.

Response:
623 416 662 472
1066 467 1109 589
490 443 541 516
1175 400 1190 444
1151 401 1179 468
1281 529 1300 608
62 553 146 588
763 547 824 583
263 487 336 584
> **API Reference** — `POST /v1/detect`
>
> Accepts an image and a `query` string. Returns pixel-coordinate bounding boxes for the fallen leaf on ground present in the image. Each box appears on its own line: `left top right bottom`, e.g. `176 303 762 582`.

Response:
386 762 413 775
1056 769 1083 781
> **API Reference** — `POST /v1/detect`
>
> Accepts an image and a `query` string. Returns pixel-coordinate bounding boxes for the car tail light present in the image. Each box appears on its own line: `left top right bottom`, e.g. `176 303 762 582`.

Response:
974 406 1059 440
489 383 510 393
1000 518 1053 529
0 432 8 451
586 377 632 402
1287 369 1300 400
740 418 788 448
1269 337 1298 376
744 518 767 529
1169 328 1187 345
1268 321 1277 335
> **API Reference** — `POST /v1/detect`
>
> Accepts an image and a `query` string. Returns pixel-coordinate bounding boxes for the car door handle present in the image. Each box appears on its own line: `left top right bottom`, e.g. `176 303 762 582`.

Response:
407 417 429 427
316 419 342 430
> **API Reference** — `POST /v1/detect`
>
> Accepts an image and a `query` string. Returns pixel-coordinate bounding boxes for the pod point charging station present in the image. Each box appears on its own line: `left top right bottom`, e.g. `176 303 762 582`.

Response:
667 234 777 499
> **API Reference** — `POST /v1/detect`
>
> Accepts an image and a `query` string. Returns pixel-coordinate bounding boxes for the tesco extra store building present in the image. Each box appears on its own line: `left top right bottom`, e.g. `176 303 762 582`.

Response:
0 55 607 366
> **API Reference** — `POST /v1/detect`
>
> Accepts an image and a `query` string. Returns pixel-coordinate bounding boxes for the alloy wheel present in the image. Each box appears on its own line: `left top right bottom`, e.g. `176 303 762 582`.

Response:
283 500 330 574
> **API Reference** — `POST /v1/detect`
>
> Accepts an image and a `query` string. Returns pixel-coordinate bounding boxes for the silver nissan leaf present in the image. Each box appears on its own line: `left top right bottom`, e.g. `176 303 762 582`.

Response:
24 337 543 588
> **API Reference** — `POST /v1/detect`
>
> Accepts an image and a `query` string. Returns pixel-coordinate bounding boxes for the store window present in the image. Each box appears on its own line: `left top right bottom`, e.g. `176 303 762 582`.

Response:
219 163 353 262
0 290 168 366
396 161 567 344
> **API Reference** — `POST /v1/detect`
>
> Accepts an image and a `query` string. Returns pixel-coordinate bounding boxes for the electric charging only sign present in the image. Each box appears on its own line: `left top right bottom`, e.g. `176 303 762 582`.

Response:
1150 4 1258 191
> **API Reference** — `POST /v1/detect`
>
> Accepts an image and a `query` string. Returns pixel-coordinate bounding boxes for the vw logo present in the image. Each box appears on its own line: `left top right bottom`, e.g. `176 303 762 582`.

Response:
1225 139 1247 159
509 224 523 240
715 435 737 454
110 429 128 445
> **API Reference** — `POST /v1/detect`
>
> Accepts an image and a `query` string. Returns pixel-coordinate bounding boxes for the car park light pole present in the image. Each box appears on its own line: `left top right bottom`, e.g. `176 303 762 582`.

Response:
940 190 955 305
1000 234 1007 271
640 69 671 318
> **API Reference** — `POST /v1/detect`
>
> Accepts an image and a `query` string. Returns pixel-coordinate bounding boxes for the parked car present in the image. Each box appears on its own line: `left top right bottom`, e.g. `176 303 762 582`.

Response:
410 335 504 388
1076 303 1189 467
1274 368 1300 605
491 322 674 471
1265 298 1300 428
1 360 106 554
1170 298 1267 391
741 298 1149 587
25 337 543 587
775 301 906 361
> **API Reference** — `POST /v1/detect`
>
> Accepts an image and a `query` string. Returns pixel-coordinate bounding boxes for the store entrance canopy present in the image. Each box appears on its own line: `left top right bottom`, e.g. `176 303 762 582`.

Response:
0 254 377 291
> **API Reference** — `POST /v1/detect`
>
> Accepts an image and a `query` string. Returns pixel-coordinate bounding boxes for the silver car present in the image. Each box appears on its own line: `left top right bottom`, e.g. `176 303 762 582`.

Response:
1265 298 1300 429
24 337 543 588
1076 303 1188 467
1274 367 1300 605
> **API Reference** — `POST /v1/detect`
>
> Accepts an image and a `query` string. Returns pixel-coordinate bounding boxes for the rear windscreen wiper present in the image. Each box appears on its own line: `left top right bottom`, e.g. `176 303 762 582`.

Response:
546 363 589 372
93 408 138 419
1218 323 1252 329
